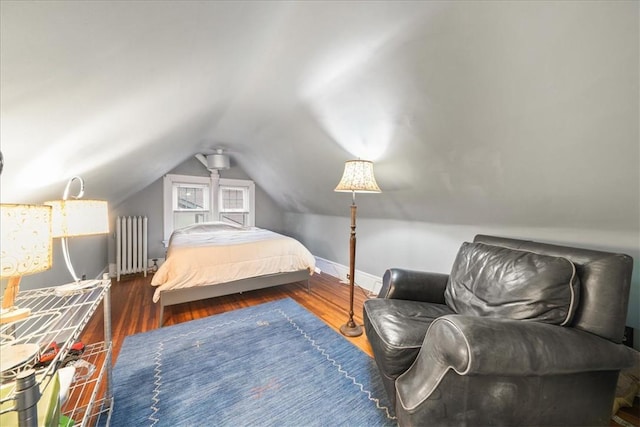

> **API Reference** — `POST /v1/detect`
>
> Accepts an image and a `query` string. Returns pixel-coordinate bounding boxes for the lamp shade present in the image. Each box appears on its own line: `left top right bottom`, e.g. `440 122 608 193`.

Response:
0 204 53 278
334 160 382 193
44 199 109 238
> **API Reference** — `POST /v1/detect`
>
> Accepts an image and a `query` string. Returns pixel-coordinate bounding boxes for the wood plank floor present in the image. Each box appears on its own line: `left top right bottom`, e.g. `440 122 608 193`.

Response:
79 271 639 427
80 271 376 363
613 399 640 427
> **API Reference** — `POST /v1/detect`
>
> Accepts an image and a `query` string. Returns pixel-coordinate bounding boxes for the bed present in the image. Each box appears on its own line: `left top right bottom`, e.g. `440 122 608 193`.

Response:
151 222 316 326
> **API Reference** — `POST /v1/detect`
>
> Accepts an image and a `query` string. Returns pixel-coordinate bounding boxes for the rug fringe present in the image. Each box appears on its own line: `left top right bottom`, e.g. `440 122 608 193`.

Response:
611 414 636 427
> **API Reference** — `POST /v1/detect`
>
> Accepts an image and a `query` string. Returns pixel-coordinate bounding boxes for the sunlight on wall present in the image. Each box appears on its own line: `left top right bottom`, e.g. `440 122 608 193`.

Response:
298 4 443 162
300 23 406 161
10 100 145 196
311 94 395 161
2 71 215 202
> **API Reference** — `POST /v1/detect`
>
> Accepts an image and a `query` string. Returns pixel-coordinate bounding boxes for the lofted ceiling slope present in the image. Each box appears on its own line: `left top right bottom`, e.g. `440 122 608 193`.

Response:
1 1 638 231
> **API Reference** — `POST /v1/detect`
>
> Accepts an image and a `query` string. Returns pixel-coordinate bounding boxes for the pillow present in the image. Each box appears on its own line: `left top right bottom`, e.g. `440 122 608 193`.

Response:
444 242 580 325
173 221 244 235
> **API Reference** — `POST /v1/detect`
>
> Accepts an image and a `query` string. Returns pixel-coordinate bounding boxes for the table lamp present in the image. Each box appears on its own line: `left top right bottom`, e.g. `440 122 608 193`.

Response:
0 204 53 324
45 176 109 292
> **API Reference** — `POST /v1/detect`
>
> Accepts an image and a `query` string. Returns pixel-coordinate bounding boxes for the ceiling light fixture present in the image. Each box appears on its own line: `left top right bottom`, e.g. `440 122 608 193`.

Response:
195 148 230 171
206 148 230 170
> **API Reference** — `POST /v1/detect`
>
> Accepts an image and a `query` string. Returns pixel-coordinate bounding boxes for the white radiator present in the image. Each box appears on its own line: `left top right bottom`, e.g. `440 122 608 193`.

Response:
116 216 148 281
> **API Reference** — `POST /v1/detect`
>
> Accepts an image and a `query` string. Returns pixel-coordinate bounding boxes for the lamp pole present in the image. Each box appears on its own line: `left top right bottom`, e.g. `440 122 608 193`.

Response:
340 192 363 337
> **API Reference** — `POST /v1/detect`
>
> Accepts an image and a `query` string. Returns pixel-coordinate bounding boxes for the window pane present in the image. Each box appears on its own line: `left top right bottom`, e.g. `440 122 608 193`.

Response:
221 187 246 212
178 187 205 209
174 211 210 229
173 183 209 211
219 212 246 226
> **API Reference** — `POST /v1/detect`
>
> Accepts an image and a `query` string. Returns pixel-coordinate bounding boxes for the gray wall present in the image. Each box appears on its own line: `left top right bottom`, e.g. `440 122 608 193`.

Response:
284 212 640 350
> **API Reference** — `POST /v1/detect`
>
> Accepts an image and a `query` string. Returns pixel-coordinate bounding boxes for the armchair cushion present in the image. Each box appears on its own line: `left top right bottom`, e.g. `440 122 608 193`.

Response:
377 269 449 303
365 299 455 378
444 242 580 325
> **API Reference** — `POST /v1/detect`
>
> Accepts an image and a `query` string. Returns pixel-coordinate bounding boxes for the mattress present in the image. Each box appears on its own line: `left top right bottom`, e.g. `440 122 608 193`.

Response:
151 222 315 302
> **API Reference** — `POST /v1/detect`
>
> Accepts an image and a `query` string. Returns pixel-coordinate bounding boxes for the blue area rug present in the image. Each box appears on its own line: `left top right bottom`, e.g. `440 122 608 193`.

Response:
111 298 396 426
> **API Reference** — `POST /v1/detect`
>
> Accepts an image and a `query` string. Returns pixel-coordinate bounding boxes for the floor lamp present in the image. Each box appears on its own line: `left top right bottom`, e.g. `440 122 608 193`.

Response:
334 159 381 337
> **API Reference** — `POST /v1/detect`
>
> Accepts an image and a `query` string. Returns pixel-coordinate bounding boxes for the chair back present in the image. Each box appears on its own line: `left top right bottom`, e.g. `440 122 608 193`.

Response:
474 235 633 343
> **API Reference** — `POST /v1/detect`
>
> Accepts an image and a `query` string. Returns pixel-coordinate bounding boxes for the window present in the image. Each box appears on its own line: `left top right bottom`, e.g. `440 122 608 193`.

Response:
163 174 255 245
173 183 209 211
172 183 210 230
163 174 212 243
218 180 255 227
219 185 248 226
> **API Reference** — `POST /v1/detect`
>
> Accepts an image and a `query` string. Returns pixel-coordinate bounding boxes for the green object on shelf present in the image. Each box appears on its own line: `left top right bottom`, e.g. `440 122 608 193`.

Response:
0 371 60 427
59 415 75 426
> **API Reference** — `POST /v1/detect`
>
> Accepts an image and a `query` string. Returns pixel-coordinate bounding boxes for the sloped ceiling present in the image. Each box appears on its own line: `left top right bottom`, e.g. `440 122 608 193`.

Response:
1 1 638 230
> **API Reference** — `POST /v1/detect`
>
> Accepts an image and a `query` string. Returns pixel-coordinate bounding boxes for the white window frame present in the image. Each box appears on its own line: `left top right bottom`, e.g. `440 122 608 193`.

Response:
218 178 255 227
172 183 210 212
163 174 212 244
219 186 248 213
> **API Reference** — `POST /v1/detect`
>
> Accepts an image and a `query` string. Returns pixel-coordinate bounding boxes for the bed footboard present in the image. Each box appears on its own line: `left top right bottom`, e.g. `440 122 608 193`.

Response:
158 270 311 327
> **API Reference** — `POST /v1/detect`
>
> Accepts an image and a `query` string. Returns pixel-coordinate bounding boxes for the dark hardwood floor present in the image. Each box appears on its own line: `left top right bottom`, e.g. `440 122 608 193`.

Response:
81 271 376 362
613 397 640 427
79 272 639 427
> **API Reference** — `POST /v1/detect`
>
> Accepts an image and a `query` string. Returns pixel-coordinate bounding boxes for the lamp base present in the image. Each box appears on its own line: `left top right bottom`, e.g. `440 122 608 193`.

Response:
0 306 31 325
340 321 363 337
54 279 101 297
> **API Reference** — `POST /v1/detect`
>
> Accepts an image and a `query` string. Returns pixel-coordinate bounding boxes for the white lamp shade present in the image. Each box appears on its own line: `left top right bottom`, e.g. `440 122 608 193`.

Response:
44 200 109 238
0 204 53 278
334 160 382 193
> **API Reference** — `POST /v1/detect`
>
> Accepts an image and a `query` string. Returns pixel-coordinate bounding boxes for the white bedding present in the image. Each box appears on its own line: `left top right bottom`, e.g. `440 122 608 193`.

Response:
151 222 316 302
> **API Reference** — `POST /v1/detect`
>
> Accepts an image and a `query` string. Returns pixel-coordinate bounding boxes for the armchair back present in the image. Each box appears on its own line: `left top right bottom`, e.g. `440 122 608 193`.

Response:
474 235 633 343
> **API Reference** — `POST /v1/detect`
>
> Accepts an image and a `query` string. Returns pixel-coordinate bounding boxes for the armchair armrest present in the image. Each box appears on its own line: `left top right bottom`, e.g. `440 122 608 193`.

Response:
396 314 636 411
377 268 449 304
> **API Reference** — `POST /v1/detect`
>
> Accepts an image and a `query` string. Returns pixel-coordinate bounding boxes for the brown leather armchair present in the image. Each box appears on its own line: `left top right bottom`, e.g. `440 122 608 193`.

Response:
364 235 636 426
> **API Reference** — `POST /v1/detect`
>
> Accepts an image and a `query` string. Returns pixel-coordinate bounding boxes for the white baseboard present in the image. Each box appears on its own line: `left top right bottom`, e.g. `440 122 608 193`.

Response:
108 263 116 278
97 266 109 280
314 256 383 295
108 258 166 278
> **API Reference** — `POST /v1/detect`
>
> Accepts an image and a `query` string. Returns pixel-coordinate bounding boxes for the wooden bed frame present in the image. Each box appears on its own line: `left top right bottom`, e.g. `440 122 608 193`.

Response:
158 269 311 327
